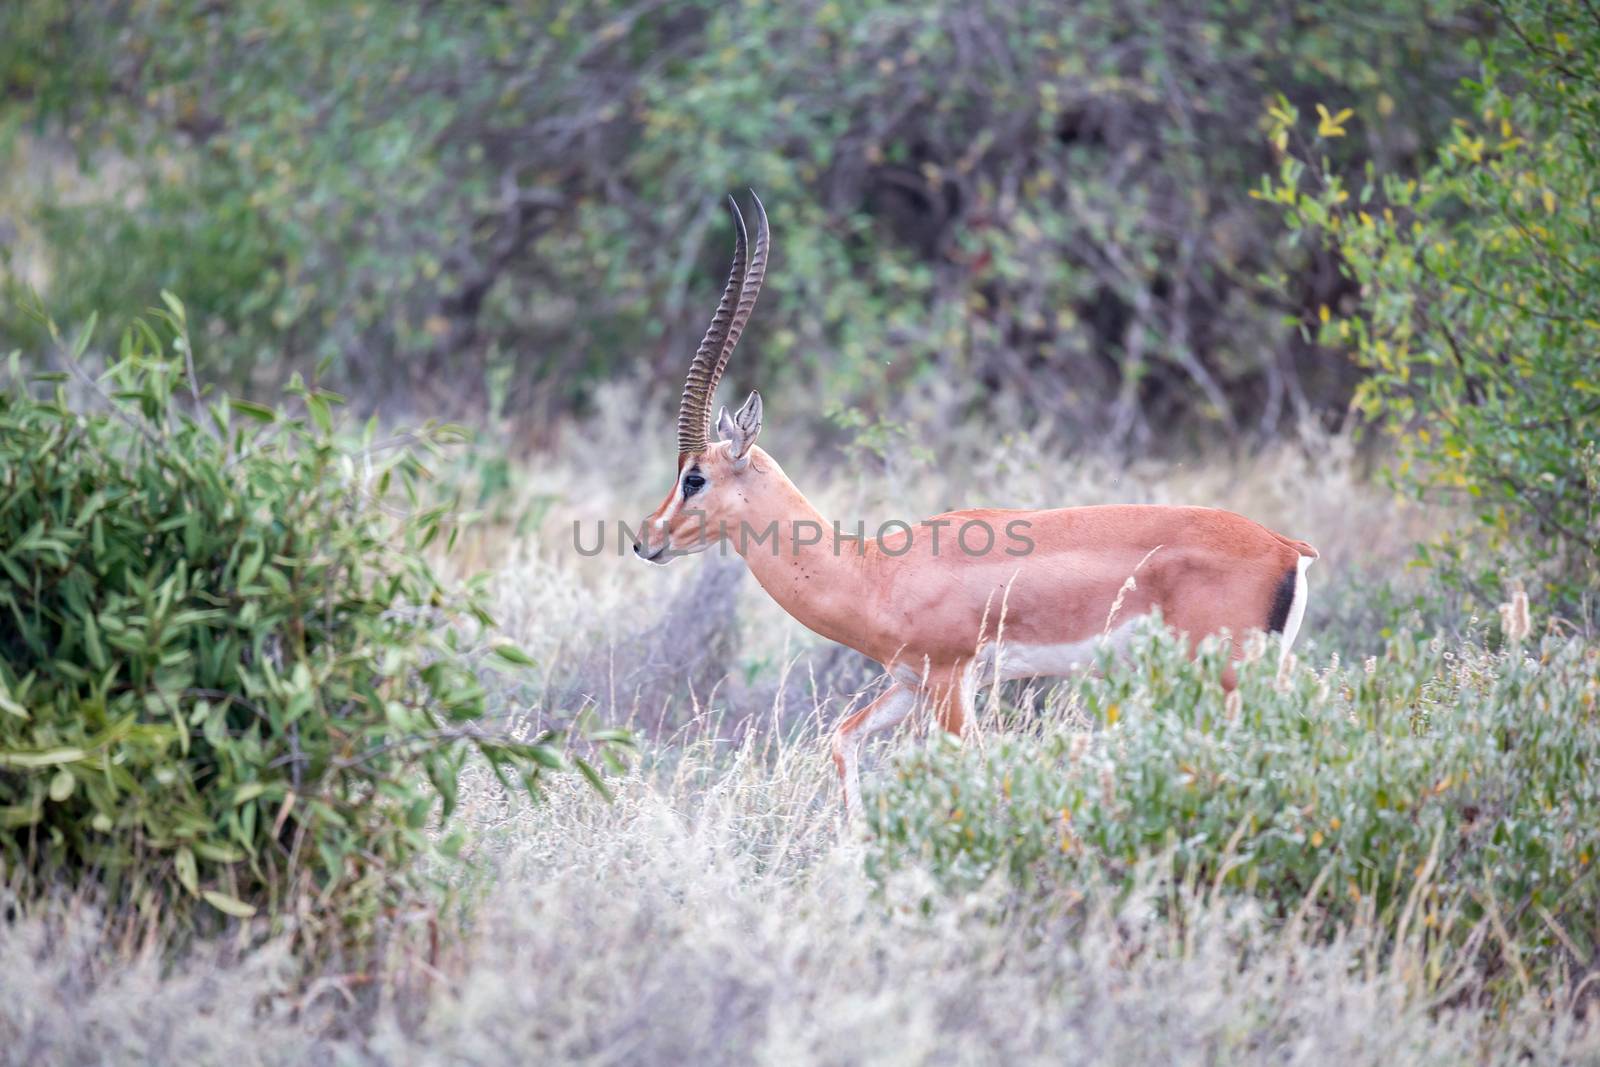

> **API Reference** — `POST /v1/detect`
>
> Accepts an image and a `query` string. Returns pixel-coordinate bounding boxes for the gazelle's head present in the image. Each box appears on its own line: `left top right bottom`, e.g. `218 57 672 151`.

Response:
634 193 770 565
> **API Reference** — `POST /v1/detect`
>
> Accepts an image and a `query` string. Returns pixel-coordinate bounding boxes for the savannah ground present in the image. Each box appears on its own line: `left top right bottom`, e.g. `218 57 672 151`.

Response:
3 413 1598 1065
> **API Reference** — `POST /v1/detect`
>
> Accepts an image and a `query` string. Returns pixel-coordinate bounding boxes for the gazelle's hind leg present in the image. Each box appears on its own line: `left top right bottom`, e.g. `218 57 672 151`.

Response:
832 683 916 820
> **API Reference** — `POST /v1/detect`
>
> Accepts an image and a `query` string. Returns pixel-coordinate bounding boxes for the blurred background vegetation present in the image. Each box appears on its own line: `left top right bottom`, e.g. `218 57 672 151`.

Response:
2 0 1479 441
4 0 1592 616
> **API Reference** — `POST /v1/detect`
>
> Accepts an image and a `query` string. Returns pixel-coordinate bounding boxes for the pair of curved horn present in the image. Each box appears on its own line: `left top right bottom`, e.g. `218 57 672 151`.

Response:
676 192 770 457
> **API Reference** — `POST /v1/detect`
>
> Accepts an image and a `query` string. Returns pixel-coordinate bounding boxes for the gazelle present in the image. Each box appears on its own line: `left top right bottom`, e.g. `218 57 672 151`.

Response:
633 193 1318 817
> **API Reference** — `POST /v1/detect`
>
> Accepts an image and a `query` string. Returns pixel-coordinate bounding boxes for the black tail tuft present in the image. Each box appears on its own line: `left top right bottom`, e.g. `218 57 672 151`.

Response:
1266 566 1298 634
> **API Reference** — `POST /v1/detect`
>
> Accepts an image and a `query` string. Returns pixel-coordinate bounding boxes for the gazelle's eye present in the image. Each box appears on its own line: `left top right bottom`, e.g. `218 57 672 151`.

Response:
683 472 706 496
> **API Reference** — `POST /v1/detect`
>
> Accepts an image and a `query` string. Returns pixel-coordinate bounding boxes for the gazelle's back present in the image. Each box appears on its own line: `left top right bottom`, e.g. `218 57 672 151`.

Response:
867 504 1315 665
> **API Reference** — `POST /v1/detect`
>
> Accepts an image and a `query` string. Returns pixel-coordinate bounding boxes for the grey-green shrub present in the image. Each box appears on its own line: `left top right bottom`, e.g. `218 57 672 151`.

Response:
0 302 573 940
867 622 1600 995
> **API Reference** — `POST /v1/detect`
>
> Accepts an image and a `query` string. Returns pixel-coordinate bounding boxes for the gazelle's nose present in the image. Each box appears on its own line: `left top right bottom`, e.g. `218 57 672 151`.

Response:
631 541 643 556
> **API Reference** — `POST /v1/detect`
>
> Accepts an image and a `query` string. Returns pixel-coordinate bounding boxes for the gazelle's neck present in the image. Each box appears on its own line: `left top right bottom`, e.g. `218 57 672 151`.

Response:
728 449 872 651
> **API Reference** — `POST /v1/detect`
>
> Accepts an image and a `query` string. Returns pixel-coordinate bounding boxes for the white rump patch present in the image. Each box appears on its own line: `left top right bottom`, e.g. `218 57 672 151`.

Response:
1278 554 1314 670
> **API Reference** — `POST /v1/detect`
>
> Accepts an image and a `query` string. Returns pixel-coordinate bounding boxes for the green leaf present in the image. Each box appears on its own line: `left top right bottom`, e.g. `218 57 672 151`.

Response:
229 398 277 422
202 891 257 918
0 746 87 767
233 782 268 805
191 841 245 863
0 804 42 828
405 795 433 829
159 290 187 323
237 543 264 586
528 744 565 770
0 682 29 721
587 728 635 746
306 392 333 434
69 311 98 361
490 641 537 668
573 756 611 801
175 846 199 896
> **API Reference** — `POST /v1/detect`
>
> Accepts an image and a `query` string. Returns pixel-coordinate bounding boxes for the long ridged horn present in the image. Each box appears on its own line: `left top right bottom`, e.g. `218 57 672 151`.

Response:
707 191 769 421
676 197 749 457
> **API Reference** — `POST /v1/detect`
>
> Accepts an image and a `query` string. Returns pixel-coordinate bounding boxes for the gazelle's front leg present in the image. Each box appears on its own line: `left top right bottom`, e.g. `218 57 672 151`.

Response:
831 683 916 820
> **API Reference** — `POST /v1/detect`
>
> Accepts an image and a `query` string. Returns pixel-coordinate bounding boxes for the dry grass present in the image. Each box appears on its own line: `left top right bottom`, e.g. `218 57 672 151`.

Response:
6 415 1551 1066
4 720 1597 1065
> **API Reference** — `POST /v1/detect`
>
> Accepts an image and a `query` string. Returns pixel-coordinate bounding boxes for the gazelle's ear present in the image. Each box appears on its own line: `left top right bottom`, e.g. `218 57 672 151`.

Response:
718 390 762 469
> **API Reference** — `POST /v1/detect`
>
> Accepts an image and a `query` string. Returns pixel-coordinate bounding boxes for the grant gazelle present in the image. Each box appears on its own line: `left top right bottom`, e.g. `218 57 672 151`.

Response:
633 194 1318 817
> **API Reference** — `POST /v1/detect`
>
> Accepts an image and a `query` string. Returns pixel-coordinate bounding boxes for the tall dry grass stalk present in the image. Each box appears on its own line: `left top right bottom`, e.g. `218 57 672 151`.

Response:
4 705 1596 1065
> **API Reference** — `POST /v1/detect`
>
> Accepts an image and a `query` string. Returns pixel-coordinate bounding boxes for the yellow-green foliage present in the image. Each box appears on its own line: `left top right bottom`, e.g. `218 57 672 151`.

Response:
1259 0 1600 617
0 304 571 937
868 623 1600 997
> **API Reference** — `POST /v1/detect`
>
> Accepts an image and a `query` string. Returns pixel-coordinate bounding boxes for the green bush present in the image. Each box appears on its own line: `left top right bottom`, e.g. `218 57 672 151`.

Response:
867 623 1600 995
0 301 574 939
1261 0 1600 621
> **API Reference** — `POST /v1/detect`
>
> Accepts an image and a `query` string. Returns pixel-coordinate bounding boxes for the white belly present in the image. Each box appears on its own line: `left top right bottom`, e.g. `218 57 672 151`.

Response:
978 619 1142 683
